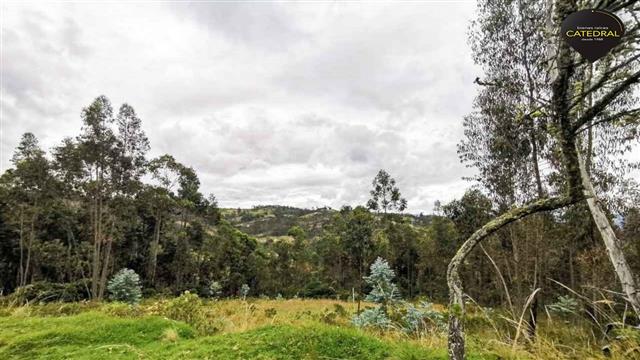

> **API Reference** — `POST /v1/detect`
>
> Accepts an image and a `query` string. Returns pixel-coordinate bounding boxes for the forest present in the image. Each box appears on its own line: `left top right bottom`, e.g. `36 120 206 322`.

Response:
1 0 640 359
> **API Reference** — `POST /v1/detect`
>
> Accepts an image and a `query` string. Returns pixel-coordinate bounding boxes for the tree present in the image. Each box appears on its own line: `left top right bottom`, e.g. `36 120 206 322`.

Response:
5 133 57 287
145 155 182 284
342 206 375 313
53 96 128 299
107 268 142 304
384 221 420 298
352 257 400 329
363 257 400 310
114 103 149 194
366 170 407 214
447 1 640 359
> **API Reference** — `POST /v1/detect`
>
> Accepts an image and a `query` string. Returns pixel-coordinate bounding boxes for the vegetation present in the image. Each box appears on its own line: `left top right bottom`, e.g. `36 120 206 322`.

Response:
1 297 638 359
107 268 142 305
1 0 639 359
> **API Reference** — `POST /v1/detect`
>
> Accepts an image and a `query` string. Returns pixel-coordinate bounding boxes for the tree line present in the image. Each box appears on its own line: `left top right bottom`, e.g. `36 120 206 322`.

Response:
447 0 640 358
0 98 637 314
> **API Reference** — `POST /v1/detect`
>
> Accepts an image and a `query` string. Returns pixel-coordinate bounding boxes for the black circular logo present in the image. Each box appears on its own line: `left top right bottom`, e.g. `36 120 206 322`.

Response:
561 9 625 62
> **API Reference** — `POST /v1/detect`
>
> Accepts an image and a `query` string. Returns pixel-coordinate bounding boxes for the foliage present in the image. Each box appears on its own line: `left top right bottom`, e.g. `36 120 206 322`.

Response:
0 92 639 359
353 257 400 330
163 291 222 335
5 281 90 305
164 291 202 324
207 281 222 299
1 298 636 359
401 302 445 334
547 295 580 316
107 269 142 305
352 307 392 329
300 278 336 298
240 284 250 300
367 169 407 213
363 257 400 306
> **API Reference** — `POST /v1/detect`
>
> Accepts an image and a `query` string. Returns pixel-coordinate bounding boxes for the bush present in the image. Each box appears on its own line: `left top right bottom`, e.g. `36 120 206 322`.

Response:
352 257 400 329
107 268 142 305
164 291 202 324
6 281 90 305
163 291 223 335
300 279 336 298
264 307 277 318
363 257 400 306
548 295 579 316
100 302 143 317
401 302 445 334
207 281 222 298
240 284 250 300
352 307 391 329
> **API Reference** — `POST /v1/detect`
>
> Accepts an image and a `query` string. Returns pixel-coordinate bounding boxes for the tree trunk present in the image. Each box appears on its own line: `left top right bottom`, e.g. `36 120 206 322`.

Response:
577 150 640 316
447 196 577 360
98 236 112 300
357 261 362 314
24 212 36 286
148 212 162 284
17 208 24 286
91 195 101 299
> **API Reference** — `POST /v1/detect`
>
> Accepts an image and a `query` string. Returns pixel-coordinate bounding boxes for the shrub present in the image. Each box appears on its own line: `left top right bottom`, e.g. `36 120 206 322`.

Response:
351 258 446 334
164 291 202 324
101 302 142 317
401 302 445 334
548 295 579 316
353 257 400 329
240 284 250 300
333 303 348 317
206 281 222 299
163 291 222 335
107 268 142 305
7 281 90 305
162 328 180 342
363 257 400 307
264 307 277 318
301 279 336 298
352 307 391 329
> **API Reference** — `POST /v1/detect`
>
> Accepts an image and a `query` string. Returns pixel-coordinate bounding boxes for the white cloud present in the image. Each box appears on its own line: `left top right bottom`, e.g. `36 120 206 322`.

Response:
1 1 480 213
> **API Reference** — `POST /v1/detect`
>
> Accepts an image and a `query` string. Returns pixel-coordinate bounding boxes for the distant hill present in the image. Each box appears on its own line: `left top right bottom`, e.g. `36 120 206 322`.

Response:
220 205 335 240
220 205 434 241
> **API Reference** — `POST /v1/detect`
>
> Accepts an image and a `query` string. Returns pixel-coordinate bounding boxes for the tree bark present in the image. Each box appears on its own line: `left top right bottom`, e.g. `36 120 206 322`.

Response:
148 213 162 284
577 150 640 316
17 208 24 286
24 211 36 286
98 235 112 300
357 261 363 314
447 196 577 360
91 194 100 299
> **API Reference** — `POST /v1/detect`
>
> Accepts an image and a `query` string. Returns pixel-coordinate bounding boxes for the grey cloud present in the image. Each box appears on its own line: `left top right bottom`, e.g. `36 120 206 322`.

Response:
2 2 481 213
170 2 307 51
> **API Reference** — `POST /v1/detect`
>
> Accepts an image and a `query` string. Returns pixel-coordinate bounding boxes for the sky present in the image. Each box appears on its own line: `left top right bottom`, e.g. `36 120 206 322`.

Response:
1 1 482 214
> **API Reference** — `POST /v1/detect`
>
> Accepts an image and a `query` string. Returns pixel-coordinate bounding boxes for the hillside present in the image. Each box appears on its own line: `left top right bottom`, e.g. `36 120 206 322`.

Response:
221 205 434 240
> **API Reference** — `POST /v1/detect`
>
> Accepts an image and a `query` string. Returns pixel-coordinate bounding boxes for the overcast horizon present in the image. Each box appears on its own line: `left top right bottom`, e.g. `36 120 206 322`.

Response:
1 1 485 214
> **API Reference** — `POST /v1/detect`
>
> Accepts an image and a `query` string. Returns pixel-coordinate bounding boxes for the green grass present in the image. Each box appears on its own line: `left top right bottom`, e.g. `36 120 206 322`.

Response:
0 311 497 359
2 298 633 359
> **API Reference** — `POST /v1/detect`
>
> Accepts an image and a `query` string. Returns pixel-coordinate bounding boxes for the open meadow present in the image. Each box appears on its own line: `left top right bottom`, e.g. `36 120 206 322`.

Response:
1 296 638 359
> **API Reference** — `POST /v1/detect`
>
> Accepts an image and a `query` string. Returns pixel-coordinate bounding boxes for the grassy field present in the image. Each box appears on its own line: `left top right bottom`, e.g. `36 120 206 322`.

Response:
0 297 637 359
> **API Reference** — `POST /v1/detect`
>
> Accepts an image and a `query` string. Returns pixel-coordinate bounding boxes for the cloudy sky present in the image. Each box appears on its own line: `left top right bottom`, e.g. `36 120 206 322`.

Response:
1 1 482 213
